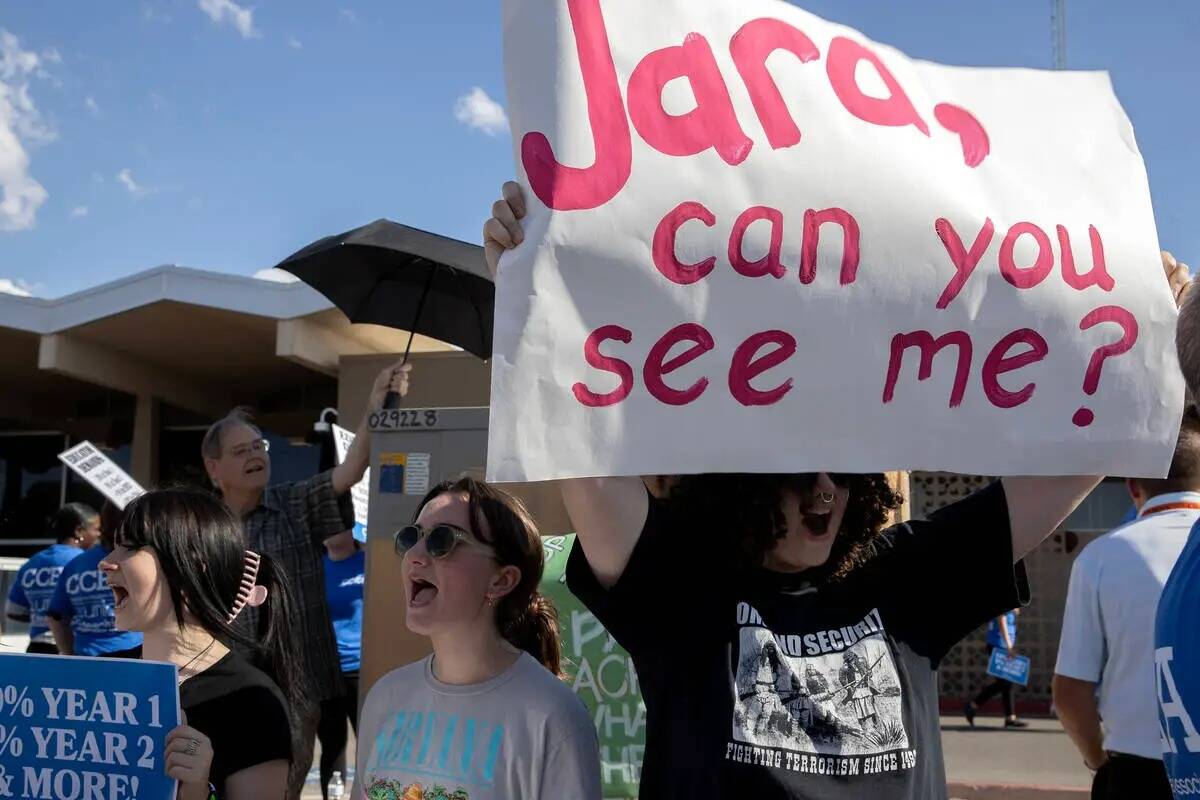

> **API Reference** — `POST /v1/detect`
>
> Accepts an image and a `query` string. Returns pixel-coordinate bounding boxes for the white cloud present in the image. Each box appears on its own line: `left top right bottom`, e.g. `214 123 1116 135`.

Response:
253 268 299 283
454 87 508 137
84 95 100 116
70 205 88 218
116 167 155 197
41 48 62 65
117 168 139 193
197 0 259 39
0 277 33 297
338 8 358 22
0 30 52 231
288 36 302 50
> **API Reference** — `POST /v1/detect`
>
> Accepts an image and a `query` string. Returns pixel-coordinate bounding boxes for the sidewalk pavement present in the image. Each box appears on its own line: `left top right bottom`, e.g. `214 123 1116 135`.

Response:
300 715 1091 798
944 714 1090 799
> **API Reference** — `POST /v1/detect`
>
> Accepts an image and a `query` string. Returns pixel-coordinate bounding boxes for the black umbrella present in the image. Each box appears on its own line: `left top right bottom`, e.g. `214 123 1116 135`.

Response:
275 219 494 407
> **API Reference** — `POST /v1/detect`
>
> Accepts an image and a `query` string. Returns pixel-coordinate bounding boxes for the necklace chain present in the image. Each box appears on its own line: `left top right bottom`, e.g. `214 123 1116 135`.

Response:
177 637 218 682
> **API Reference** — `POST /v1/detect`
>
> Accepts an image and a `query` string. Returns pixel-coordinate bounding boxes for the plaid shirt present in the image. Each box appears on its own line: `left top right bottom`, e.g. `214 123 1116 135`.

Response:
239 469 354 703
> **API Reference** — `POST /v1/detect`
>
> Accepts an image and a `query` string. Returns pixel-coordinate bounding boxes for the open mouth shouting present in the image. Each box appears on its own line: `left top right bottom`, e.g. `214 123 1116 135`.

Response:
801 495 837 539
110 583 130 611
409 576 438 608
243 459 267 477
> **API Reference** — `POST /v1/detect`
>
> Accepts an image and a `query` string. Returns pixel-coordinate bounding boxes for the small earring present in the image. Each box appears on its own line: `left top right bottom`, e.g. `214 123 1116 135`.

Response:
485 596 494 607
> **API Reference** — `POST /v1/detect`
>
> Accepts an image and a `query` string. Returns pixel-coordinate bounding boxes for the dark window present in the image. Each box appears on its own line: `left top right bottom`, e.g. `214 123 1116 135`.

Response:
1063 477 1133 533
0 434 67 550
264 433 321 485
160 429 208 490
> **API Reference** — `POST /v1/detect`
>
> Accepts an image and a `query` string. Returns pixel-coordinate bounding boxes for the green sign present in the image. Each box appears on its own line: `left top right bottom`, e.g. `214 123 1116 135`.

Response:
541 534 645 800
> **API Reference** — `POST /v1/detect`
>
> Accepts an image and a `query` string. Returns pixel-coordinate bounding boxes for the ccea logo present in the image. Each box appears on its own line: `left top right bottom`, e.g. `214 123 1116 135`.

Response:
65 569 109 595
21 565 64 588
1157 647 1200 755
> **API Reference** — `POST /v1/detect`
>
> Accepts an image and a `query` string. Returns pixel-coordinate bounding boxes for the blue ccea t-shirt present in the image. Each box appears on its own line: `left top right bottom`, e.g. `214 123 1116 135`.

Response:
47 547 142 656
323 550 364 674
5 543 83 644
986 609 1017 650
1157 518 1200 797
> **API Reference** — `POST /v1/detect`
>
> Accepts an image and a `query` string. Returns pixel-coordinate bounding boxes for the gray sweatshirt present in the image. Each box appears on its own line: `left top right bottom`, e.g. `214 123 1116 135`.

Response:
354 651 602 800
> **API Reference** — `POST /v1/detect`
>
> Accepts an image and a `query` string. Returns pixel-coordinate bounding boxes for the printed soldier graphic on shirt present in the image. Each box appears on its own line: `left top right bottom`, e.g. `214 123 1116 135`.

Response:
730 604 910 762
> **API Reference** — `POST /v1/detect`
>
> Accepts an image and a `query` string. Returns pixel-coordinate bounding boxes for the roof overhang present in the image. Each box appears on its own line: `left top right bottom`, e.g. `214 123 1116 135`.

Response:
1 265 455 418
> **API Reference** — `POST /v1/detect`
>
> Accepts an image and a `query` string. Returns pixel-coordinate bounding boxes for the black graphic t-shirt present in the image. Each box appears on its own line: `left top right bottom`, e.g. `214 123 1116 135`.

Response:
566 482 1027 800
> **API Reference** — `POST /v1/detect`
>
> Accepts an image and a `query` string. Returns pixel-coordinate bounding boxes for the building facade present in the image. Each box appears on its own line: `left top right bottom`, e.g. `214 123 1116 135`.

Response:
0 264 457 559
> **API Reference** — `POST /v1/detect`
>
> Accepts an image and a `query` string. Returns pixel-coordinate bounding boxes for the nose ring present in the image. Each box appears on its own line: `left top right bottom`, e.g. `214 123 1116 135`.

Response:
817 492 834 504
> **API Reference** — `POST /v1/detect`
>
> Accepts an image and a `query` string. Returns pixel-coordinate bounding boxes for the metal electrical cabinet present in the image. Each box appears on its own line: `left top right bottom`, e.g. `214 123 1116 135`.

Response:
359 406 489 694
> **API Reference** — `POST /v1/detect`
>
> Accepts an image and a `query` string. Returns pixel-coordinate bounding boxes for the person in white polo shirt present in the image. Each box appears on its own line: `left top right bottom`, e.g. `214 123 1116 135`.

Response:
1053 407 1200 799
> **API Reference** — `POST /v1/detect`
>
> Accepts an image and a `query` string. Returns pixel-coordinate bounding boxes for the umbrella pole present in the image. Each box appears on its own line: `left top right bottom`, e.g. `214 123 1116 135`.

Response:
384 266 437 410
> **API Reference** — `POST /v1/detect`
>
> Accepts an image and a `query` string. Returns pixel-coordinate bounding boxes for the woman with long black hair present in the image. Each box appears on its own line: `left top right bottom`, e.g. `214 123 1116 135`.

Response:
100 488 310 800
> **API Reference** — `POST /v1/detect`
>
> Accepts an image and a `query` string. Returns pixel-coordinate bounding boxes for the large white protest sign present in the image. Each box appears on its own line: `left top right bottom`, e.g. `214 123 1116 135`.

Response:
332 424 370 542
487 0 1183 482
58 442 145 509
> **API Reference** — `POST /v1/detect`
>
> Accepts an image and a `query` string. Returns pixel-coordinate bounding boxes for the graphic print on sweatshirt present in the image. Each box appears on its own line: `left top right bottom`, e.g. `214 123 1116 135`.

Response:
727 603 916 777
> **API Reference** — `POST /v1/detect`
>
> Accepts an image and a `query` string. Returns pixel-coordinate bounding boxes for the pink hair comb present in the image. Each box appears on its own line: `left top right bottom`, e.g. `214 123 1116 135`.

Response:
228 550 269 623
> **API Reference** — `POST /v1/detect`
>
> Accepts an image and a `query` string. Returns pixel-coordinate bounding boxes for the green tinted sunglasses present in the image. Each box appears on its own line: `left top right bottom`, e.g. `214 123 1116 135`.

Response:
394 523 492 559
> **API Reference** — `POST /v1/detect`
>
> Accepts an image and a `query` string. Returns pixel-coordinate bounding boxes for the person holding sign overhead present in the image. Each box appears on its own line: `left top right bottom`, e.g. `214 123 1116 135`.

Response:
353 477 601 800
199 361 405 795
5 502 98 653
46 502 142 657
101 487 307 800
483 183 1191 800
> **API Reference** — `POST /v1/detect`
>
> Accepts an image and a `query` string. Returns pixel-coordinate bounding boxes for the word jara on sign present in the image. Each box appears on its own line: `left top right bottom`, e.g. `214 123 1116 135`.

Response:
523 0 991 213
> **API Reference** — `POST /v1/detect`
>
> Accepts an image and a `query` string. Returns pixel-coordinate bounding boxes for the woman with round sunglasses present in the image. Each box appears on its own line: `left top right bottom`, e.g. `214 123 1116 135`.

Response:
353 477 601 800
482 180 1143 800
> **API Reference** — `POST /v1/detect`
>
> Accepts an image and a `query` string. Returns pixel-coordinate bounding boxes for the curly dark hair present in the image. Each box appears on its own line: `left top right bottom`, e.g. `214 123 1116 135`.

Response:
666 473 902 582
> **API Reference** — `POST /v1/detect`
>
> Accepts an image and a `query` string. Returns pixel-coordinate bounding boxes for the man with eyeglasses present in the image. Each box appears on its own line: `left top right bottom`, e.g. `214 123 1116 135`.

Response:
201 362 409 797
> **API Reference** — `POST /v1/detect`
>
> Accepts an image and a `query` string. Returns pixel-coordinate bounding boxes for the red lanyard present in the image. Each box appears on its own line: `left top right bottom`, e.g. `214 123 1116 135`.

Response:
1141 501 1200 517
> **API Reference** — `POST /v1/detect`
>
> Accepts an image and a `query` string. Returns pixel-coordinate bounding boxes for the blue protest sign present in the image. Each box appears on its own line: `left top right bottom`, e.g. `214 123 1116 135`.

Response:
0 653 178 800
986 649 1031 686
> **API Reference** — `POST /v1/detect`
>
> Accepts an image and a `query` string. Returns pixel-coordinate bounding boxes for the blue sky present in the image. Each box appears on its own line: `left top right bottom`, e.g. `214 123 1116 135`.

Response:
0 0 1196 298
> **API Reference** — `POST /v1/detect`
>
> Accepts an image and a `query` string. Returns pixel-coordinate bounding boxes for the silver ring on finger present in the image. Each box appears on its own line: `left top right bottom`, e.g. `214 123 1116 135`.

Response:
185 738 199 756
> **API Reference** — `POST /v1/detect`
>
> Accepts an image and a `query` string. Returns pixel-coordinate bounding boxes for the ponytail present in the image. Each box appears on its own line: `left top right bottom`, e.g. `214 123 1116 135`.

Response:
246 554 312 728
500 591 563 677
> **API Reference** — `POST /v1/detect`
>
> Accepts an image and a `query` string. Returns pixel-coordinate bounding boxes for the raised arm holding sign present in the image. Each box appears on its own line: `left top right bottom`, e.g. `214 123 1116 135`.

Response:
481 2 1188 796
